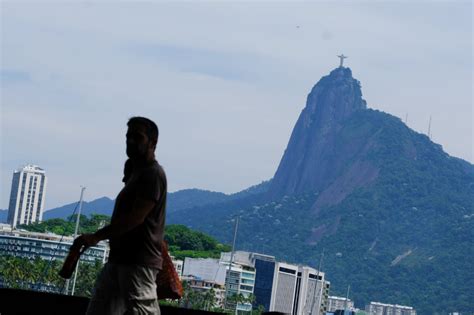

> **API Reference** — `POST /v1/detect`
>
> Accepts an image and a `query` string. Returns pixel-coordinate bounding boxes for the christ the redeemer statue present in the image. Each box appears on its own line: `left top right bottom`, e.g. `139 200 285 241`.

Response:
337 54 348 67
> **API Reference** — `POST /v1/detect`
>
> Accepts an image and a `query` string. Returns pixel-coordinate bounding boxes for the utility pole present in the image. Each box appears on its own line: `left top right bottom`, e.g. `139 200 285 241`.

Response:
344 285 351 311
223 216 239 312
310 251 324 315
65 186 85 295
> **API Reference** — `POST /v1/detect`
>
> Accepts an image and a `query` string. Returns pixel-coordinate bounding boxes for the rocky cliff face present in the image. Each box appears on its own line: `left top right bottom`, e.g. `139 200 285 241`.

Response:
268 67 370 200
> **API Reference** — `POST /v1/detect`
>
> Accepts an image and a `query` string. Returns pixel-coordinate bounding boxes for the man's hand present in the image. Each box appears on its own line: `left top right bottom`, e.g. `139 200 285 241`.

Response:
73 233 100 251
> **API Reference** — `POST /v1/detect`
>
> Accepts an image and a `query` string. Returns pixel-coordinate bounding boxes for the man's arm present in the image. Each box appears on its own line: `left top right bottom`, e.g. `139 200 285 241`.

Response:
74 198 156 249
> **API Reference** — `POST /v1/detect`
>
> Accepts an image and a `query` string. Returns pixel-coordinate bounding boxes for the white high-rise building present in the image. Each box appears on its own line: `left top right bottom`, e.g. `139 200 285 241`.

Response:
269 262 329 315
220 252 256 313
7 165 47 228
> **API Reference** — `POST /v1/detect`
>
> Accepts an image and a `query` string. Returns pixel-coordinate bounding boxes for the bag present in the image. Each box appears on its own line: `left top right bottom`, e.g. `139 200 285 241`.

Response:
59 241 87 279
156 241 183 300
59 243 82 279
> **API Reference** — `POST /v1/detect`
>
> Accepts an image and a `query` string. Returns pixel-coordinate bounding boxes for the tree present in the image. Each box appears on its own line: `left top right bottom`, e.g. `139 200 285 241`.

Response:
0 254 102 296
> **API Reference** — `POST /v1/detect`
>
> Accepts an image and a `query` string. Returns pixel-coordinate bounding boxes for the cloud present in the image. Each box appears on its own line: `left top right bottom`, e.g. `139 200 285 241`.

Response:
125 42 271 82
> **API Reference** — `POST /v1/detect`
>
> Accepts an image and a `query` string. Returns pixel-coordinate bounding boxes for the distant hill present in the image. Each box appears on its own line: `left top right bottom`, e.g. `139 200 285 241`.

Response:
168 67 474 314
43 197 115 220
42 184 270 220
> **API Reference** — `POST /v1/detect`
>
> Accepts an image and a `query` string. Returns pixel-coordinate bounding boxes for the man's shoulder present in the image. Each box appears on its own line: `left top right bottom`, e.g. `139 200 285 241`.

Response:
143 161 167 184
152 161 166 178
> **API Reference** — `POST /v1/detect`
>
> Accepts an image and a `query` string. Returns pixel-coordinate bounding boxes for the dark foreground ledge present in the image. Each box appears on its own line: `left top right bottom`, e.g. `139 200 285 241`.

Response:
0 288 219 315
0 289 285 315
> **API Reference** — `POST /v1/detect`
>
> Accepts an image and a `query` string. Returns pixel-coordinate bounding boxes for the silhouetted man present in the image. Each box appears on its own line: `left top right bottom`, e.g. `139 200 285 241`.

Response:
74 117 167 315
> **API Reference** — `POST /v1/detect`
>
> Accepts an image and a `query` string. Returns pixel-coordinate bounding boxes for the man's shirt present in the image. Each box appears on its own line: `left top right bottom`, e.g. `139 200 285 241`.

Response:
108 160 167 269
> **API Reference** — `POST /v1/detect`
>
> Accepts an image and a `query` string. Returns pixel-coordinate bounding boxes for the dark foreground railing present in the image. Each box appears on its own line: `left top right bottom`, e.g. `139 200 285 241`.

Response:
0 289 287 315
0 288 219 315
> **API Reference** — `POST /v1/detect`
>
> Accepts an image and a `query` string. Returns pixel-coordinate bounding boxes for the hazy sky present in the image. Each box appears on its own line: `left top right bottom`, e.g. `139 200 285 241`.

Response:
1 1 472 209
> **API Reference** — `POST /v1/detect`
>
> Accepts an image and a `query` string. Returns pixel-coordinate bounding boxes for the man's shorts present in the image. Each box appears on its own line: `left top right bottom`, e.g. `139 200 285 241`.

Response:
86 262 161 315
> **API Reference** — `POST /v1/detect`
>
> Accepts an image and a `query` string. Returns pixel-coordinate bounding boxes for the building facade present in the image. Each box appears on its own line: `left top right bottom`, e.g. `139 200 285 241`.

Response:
7 165 48 228
270 262 298 313
0 224 108 263
328 296 355 312
183 257 227 284
182 255 256 313
182 251 331 314
365 302 417 315
171 256 183 277
251 253 276 312
299 267 330 315
269 261 329 315
220 252 256 314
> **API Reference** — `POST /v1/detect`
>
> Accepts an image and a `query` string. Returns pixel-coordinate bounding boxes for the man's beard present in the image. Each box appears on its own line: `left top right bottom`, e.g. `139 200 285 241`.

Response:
126 144 147 159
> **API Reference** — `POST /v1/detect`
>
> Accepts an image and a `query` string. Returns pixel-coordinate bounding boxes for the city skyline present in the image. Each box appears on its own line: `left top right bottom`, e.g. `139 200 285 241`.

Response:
1 2 472 209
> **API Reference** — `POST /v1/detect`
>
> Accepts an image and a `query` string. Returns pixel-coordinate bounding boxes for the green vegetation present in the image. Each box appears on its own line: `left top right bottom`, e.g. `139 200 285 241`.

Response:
0 255 102 297
20 216 231 259
165 224 231 260
18 214 110 236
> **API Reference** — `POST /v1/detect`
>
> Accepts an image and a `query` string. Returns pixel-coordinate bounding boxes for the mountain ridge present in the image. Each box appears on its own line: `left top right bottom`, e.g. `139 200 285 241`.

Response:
168 67 474 314
39 181 271 220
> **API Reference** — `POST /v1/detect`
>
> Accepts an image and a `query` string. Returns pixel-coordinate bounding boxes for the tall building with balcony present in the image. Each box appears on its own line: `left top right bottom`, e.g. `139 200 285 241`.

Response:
7 165 48 228
220 252 256 313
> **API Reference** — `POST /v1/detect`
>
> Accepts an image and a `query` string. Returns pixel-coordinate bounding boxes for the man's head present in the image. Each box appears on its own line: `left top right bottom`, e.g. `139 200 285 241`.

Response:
126 117 159 160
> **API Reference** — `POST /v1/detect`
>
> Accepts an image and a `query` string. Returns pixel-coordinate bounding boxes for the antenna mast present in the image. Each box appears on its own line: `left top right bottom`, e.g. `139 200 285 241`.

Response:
428 115 432 139
223 216 239 311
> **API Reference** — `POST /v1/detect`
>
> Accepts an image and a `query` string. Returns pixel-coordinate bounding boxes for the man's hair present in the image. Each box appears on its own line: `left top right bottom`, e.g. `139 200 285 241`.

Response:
127 116 159 144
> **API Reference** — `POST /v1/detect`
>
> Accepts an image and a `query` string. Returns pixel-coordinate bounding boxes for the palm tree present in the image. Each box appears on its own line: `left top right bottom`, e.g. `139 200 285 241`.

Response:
203 288 216 310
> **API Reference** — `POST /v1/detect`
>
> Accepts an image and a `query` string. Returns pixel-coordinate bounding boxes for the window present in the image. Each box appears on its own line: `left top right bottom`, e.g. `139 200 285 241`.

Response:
240 285 253 291
279 267 296 275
